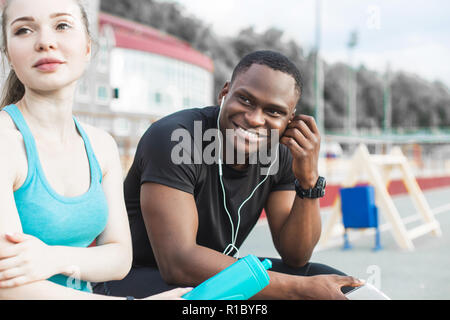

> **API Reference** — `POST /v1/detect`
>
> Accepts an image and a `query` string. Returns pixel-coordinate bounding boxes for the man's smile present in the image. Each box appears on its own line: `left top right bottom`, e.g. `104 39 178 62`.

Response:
231 121 268 143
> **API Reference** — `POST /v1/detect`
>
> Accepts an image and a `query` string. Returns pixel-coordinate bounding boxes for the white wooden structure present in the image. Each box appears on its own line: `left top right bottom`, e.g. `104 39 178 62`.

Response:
319 144 442 251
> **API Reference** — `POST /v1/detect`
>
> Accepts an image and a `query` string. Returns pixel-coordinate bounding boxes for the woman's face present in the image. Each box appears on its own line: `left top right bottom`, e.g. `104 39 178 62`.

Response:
4 0 91 93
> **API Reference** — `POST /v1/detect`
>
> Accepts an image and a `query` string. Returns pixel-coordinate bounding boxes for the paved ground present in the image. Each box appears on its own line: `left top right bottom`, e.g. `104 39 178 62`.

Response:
239 187 450 300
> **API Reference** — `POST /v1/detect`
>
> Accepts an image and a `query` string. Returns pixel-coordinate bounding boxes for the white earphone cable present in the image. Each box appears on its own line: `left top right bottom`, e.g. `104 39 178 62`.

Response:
217 97 279 258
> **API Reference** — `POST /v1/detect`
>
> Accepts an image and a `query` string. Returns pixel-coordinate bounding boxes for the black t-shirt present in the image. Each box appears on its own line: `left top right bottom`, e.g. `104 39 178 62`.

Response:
124 106 295 268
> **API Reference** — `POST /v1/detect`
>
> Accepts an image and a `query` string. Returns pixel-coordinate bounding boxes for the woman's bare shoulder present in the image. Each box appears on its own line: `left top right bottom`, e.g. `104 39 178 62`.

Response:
0 111 27 185
0 111 24 150
78 122 120 173
79 122 118 151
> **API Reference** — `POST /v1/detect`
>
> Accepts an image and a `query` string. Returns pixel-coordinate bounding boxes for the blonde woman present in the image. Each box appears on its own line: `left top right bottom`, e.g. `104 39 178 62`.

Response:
0 0 190 300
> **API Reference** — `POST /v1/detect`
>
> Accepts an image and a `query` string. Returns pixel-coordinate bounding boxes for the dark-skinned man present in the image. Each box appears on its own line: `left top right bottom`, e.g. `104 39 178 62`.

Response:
94 50 363 299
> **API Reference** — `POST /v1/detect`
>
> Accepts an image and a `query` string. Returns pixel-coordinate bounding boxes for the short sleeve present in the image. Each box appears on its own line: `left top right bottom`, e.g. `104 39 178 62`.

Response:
271 145 295 192
136 119 201 195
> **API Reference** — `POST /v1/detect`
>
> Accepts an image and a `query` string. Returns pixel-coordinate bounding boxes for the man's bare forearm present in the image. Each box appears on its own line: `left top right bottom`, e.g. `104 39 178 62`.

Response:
161 245 306 300
277 196 322 267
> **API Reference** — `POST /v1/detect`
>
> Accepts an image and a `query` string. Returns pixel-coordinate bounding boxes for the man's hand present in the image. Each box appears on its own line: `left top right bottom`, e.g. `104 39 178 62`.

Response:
280 115 321 189
298 274 364 300
266 115 323 267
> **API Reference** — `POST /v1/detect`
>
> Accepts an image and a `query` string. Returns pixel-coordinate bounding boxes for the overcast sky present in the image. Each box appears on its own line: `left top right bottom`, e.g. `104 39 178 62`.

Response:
167 0 450 87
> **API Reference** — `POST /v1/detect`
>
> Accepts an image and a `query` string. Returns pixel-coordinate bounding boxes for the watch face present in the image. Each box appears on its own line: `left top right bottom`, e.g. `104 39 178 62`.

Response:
317 177 326 189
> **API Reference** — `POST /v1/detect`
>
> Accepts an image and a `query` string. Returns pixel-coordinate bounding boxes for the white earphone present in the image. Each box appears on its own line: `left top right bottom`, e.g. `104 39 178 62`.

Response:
217 96 279 258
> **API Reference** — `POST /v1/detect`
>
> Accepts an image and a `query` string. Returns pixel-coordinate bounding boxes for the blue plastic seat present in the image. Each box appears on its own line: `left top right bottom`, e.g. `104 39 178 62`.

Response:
340 185 382 251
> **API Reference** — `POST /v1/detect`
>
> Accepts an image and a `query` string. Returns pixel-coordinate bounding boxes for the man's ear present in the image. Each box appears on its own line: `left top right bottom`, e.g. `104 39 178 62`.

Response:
217 82 230 106
289 109 297 123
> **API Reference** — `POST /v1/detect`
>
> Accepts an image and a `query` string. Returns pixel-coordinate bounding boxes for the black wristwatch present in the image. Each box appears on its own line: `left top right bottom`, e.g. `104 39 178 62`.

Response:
294 176 326 199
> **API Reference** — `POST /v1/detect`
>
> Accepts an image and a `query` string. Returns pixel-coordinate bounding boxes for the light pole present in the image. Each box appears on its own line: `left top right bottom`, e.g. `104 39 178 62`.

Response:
383 63 392 133
347 30 358 135
314 0 324 135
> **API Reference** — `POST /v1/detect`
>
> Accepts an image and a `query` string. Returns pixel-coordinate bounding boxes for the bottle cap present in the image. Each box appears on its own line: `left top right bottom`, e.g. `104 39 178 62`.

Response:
261 259 272 270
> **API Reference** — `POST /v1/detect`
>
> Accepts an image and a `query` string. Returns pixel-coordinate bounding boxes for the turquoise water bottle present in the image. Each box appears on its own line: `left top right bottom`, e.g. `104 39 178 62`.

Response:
182 255 272 300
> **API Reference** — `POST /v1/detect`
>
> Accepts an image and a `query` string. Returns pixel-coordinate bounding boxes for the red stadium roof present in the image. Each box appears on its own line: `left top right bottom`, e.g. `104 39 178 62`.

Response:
99 13 214 73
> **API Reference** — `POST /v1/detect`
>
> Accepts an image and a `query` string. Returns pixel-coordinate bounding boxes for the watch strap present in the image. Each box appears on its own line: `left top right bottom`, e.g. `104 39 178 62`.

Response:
294 177 326 199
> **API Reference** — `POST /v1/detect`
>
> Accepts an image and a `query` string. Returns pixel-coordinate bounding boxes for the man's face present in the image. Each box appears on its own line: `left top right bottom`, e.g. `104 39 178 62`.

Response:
218 63 299 159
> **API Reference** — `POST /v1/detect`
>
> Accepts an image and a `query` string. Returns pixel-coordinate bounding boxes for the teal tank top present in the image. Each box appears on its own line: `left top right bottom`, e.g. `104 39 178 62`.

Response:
4 105 109 293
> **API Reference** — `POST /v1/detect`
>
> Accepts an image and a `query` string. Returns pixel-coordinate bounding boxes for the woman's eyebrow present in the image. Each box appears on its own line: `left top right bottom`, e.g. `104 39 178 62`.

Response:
10 13 74 26
50 12 74 19
10 16 34 26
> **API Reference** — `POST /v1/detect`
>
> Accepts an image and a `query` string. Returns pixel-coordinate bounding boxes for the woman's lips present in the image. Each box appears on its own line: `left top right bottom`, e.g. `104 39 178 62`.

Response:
35 62 62 72
33 58 65 72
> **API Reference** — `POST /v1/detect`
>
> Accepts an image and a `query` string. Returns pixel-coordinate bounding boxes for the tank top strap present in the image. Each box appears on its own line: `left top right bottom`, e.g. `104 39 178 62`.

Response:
72 117 103 184
3 104 39 172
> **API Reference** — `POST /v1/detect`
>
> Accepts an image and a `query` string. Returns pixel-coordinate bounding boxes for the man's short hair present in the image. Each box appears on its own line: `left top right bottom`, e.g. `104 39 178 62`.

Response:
231 50 303 98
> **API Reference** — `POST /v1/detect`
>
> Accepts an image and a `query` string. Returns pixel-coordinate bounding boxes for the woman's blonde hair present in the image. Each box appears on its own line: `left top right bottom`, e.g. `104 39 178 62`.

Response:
0 0 92 109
